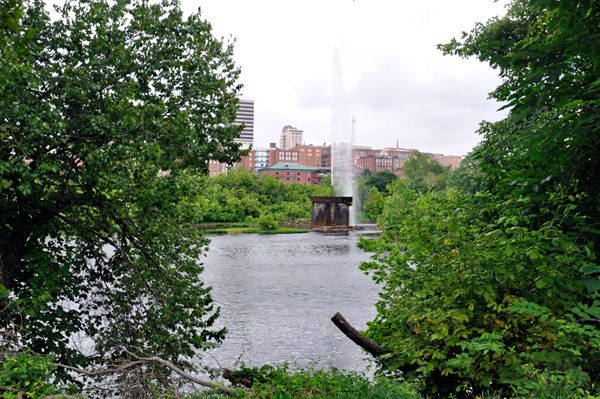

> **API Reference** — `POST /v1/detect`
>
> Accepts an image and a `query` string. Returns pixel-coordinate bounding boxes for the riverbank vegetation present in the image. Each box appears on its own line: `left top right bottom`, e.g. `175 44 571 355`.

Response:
191 167 389 225
203 227 310 235
360 0 600 397
189 167 331 224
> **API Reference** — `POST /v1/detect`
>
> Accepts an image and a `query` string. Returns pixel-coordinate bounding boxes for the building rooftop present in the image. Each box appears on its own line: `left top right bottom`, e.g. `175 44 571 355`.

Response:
259 162 320 172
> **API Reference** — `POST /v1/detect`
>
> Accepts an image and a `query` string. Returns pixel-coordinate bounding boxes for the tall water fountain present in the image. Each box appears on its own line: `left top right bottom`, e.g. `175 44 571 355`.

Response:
331 48 356 225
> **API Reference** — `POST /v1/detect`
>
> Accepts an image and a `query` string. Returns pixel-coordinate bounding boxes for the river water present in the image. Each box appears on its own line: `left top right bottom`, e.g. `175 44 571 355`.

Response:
201 230 381 373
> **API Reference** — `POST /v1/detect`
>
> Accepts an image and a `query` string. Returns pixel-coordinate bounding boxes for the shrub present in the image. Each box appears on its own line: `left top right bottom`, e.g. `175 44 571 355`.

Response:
0 352 61 398
228 362 422 399
257 214 278 231
361 181 600 397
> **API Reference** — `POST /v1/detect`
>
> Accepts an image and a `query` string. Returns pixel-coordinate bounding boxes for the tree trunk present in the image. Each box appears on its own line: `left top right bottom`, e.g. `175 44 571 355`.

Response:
0 232 28 289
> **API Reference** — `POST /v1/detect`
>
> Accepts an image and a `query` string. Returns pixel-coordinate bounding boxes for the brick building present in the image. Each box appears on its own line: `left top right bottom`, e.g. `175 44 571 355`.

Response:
259 163 322 185
268 142 298 165
433 154 463 170
290 145 324 167
208 159 228 176
355 155 393 174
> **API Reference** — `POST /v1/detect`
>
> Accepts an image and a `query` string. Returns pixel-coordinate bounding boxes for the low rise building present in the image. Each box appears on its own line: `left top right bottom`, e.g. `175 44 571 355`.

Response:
259 162 322 185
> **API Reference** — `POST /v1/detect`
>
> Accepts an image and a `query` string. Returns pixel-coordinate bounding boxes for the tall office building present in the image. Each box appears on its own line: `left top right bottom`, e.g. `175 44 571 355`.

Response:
280 125 303 150
235 97 254 149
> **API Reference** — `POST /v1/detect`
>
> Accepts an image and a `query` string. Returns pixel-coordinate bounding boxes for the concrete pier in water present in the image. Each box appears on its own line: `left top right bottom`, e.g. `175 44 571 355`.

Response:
310 196 353 228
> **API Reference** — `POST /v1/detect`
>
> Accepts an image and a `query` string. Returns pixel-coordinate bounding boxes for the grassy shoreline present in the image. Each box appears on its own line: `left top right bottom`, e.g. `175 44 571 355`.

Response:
203 227 310 234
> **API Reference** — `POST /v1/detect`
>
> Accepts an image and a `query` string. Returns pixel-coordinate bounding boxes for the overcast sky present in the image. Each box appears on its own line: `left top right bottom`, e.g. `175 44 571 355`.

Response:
180 0 510 156
182 0 512 156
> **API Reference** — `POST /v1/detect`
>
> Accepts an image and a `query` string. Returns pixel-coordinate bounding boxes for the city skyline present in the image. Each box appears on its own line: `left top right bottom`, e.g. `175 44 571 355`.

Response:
182 0 511 157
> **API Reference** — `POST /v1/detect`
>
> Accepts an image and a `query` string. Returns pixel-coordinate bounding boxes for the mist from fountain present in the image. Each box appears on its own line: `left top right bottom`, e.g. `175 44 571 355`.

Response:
331 48 356 225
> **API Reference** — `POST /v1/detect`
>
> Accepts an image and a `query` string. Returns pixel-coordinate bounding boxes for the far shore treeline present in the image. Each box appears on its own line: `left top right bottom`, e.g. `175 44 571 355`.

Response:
191 152 475 226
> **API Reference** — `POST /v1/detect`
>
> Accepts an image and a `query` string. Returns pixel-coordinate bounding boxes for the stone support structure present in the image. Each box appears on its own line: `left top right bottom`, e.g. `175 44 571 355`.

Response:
310 196 352 227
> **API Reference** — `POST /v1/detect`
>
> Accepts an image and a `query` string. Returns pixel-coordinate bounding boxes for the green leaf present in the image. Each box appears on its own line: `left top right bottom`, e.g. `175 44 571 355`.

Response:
581 278 600 293
1 179 12 189
582 266 600 275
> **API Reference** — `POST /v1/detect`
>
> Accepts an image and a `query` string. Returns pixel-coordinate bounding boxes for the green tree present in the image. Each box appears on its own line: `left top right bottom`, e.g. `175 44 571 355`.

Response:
447 152 482 194
402 151 450 191
360 168 372 179
362 182 600 398
439 0 600 264
257 213 278 230
0 0 244 395
365 169 398 193
363 0 600 396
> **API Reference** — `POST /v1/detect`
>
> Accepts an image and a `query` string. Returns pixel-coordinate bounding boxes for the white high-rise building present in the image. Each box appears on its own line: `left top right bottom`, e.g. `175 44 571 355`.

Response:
235 97 254 149
280 125 303 150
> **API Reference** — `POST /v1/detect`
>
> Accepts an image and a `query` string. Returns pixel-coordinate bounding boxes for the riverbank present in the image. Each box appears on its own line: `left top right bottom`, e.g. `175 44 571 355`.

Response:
204 227 310 234
193 222 310 234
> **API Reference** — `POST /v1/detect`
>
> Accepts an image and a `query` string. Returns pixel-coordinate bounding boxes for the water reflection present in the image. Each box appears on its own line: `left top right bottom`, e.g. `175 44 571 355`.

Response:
201 231 379 373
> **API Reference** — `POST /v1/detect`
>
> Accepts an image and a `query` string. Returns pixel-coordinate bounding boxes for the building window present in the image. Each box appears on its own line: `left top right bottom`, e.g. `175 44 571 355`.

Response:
287 172 289 175
308 178 311 182
286 177 289 181
297 178 300 181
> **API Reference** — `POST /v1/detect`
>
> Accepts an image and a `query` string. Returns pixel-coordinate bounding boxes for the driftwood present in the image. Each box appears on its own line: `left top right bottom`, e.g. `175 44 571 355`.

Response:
331 312 418 373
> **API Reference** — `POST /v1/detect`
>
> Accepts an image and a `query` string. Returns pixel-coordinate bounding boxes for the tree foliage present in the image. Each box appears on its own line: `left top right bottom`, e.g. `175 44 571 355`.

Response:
402 151 450 191
363 0 600 397
365 169 398 194
193 167 332 223
447 152 482 195
362 183 599 397
439 0 600 251
360 168 372 179
0 0 244 395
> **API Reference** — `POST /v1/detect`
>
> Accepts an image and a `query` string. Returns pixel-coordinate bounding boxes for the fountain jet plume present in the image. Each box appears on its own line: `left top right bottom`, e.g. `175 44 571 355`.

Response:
331 48 356 225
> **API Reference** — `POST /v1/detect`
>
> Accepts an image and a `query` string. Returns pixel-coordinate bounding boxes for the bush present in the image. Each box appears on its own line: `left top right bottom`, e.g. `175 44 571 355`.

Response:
257 214 278 231
0 352 61 398
228 362 422 399
361 181 600 398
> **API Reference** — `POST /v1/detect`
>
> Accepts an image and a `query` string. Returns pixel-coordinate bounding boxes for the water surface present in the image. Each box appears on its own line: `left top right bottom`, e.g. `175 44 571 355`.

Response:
201 231 380 373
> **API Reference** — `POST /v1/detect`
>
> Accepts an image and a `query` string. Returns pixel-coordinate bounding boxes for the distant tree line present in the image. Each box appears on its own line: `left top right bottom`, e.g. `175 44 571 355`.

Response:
191 167 332 223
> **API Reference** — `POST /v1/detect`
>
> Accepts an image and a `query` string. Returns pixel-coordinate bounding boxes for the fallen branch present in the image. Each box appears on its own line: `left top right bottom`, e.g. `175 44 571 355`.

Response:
52 349 245 397
51 360 151 377
331 312 418 373
331 312 386 357
123 349 244 396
